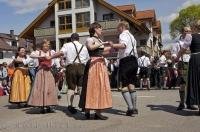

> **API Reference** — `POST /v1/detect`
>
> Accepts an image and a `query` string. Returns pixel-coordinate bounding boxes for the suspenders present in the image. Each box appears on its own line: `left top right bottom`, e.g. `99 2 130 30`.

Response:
139 57 146 67
126 33 136 56
72 41 84 64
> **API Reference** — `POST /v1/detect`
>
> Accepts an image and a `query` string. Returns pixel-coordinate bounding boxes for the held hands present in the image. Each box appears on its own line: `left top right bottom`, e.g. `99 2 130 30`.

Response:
45 56 52 60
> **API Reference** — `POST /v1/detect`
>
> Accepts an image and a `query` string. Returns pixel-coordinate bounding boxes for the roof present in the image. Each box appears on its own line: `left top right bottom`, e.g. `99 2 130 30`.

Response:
0 38 13 51
136 9 156 20
115 4 135 12
153 20 161 29
0 33 32 51
19 0 150 39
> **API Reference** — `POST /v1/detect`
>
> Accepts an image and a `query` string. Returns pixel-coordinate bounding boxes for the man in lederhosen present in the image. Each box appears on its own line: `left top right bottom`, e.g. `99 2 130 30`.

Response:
111 21 138 116
138 51 151 90
51 33 90 114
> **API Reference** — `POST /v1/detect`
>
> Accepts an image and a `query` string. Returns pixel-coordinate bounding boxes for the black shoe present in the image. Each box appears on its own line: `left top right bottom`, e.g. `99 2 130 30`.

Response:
67 106 77 114
126 110 134 116
177 104 185 111
133 109 138 114
46 106 55 113
187 105 198 110
94 113 108 120
85 112 90 119
40 108 46 114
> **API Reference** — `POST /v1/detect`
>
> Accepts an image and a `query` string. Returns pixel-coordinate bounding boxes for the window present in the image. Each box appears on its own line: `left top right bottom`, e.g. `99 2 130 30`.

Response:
103 13 114 21
59 15 72 34
76 12 90 32
11 41 17 47
76 0 90 8
50 20 55 27
0 52 3 59
58 0 71 10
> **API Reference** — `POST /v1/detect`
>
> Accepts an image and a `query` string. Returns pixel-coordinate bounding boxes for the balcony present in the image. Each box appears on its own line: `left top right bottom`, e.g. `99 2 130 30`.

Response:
98 20 121 30
34 27 55 37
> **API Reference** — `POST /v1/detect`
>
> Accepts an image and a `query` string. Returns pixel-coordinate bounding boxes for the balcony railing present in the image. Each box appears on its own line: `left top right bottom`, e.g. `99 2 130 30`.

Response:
98 20 121 30
34 27 55 37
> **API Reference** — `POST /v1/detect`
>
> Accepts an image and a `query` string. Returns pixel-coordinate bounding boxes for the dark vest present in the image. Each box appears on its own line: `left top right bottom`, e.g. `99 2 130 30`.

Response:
89 48 104 57
191 34 200 53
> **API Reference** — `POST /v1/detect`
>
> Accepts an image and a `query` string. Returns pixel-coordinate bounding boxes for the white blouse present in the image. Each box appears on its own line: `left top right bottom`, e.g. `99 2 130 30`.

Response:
118 30 138 59
31 50 56 66
182 34 192 49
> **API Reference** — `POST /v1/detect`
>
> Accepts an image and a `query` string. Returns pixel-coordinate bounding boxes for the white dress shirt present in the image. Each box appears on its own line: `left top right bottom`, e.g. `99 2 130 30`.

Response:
60 41 90 66
138 55 151 67
118 30 138 59
159 55 167 67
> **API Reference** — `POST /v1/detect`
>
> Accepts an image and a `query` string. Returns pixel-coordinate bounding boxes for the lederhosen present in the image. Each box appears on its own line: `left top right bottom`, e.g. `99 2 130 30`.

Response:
139 57 149 78
65 42 85 91
119 33 138 88
176 43 186 85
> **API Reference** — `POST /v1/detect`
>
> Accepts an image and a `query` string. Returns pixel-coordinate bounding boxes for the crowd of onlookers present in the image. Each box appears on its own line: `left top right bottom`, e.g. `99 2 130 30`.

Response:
107 50 189 90
0 62 14 96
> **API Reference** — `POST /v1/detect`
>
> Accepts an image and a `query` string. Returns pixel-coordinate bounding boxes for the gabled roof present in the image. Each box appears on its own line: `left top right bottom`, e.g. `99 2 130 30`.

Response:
19 0 150 39
19 1 55 39
115 4 135 12
0 33 32 51
136 9 156 20
153 20 161 29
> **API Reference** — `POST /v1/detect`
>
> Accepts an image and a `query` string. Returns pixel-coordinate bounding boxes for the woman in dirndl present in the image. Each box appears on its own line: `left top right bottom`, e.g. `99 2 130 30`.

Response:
9 47 31 107
28 40 58 113
79 22 112 120
176 20 200 114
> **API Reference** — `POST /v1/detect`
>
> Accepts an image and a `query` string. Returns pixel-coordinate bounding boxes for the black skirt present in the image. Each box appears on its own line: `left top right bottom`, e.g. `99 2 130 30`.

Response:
78 60 91 109
119 55 138 87
186 53 200 106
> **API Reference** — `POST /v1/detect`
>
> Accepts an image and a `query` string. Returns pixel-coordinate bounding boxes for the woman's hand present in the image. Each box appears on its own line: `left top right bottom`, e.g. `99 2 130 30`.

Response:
45 56 52 60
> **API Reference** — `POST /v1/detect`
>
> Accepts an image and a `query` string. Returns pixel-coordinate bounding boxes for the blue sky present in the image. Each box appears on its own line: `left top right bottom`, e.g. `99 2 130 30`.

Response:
0 0 200 44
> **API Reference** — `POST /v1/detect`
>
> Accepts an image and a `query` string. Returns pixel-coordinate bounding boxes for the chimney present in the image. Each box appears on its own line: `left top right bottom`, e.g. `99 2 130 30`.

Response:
10 30 14 38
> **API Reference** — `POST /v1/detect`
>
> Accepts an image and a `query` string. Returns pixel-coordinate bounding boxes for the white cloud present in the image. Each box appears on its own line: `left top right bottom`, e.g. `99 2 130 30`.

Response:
159 0 200 24
159 13 179 24
0 0 51 14
179 0 200 10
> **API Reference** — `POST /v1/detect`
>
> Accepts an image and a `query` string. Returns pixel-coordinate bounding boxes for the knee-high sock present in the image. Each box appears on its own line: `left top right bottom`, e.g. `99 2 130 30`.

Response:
163 80 167 88
67 90 75 106
122 91 133 110
179 90 185 105
130 91 137 110
147 79 151 89
140 79 143 89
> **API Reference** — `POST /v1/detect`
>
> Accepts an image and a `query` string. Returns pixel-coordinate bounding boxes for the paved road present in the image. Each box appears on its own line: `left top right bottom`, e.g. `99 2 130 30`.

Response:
0 90 200 132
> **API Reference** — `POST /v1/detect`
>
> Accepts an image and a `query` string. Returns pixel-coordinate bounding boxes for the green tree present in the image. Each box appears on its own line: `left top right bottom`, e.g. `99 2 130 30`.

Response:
170 4 200 39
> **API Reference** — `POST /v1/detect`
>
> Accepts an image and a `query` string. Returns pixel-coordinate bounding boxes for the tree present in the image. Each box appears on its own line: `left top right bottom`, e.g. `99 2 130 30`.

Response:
170 4 200 39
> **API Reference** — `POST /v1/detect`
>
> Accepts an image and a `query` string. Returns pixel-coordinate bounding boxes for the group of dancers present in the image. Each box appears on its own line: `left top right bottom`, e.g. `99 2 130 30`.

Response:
8 19 200 119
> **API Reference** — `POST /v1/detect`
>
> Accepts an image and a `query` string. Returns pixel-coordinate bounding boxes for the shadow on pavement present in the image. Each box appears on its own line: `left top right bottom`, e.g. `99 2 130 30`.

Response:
147 104 198 116
23 107 44 114
104 108 126 116
4 104 28 109
55 105 87 120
